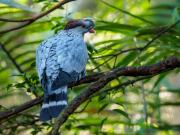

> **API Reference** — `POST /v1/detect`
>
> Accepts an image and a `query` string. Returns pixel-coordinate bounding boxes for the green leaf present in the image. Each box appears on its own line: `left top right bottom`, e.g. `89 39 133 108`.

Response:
14 82 26 88
100 117 107 128
98 103 109 113
153 73 168 89
87 43 98 53
96 21 139 34
6 83 13 91
113 109 130 119
116 52 137 67
101 0 154 25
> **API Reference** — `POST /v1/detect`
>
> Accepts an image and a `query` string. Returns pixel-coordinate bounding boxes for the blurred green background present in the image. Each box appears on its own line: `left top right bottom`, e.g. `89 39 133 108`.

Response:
0 0 180 134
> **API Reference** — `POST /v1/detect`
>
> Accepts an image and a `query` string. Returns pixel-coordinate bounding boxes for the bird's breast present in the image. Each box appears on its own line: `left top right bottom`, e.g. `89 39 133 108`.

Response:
56 36 88 73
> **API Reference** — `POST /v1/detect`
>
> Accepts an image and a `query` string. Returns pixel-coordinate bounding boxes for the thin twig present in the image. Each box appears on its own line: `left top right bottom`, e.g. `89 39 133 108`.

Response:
134 39 148 124
92 20 180 61
94 75 154 98
74 99 91 113
0 0 76 34
91 47 142 59
141 20 180 50
92 56 114 71
0 18 31 22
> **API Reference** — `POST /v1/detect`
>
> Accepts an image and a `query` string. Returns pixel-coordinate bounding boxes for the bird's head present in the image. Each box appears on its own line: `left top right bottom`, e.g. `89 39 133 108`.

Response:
64 18 95 34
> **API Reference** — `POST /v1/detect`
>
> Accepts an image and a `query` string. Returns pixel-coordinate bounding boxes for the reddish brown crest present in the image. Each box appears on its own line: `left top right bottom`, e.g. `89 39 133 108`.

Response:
64 20 81 30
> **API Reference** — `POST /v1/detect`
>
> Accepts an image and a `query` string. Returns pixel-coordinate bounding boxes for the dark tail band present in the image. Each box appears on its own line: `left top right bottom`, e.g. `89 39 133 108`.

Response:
40 86 67 121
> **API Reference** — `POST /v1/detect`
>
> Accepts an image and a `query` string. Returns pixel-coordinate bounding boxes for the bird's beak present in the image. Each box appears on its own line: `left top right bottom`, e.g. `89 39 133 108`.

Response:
89 28 96 33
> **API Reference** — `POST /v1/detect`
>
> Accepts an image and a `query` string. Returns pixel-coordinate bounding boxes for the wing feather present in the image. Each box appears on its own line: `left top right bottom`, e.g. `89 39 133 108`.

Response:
36 31 88 91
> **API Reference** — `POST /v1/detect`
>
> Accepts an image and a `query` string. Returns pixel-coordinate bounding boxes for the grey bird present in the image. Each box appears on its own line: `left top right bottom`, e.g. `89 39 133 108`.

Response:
36 18 95 121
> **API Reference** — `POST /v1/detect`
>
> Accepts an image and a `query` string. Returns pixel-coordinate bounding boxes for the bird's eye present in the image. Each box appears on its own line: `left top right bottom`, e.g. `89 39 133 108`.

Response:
82 24 86 28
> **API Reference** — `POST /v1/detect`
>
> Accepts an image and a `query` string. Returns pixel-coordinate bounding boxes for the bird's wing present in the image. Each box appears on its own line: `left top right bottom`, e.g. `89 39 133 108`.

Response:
36 34 59 82
36 41 49 80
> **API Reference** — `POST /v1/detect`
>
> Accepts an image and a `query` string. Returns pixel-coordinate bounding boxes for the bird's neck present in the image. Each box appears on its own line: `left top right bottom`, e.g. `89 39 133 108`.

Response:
68 28 84 35
56 29 85 39
66 28 85 36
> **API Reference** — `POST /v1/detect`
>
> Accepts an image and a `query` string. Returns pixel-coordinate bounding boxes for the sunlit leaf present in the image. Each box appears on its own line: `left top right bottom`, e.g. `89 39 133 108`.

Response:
113 109 130 120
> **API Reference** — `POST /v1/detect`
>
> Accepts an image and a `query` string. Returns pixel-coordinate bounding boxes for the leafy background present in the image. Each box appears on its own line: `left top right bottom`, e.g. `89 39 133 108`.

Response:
0 0 180 134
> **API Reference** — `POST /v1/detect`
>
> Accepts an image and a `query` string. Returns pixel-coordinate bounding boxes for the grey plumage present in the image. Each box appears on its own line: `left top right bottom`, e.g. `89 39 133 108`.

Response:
36 18 95 121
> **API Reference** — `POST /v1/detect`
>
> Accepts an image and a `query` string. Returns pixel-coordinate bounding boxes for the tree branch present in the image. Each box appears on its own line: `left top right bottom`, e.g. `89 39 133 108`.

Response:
0 0 76 34
50 56 180 135
0 97 42 121
0 73 102 121
0 57 179 125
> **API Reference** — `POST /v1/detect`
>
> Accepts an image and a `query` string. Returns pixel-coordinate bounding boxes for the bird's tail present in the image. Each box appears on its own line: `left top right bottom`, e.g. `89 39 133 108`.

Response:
40 86 68 121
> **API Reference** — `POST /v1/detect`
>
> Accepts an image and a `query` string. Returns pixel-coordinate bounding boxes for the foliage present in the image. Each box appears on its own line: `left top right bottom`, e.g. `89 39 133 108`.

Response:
0 0 180 135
